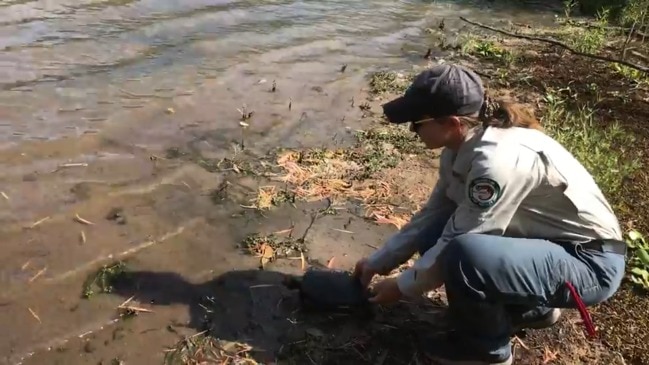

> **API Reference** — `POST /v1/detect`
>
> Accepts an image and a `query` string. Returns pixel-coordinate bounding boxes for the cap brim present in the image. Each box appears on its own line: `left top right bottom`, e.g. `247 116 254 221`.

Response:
382 96 424 124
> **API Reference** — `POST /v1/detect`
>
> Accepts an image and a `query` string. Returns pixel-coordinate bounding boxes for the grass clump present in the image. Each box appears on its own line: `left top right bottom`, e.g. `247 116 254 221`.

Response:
555 3 610 53
541 90 641 201
239 233 305 258
611 63 649 84
81 261 130 299
368 71 413 95
460 35 516 65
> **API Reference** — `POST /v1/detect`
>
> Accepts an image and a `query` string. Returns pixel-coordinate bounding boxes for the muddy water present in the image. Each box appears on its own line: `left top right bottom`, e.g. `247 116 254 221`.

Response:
0 0 561 364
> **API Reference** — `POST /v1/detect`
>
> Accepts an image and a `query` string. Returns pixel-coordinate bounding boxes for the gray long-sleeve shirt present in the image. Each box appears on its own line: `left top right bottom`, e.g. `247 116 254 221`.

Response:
366 126 623 297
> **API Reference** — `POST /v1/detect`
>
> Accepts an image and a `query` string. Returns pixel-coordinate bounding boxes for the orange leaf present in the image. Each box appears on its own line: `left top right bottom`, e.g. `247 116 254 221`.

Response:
300 251 307 271
326 257 335 269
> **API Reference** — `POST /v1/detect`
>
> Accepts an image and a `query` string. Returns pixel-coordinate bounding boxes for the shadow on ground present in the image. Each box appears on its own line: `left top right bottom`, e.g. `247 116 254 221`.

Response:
111 268 448 364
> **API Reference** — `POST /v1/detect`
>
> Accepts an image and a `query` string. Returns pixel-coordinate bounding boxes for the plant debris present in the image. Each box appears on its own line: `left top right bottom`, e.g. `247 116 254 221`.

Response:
270 126 431 227
368 71 414 95
238 233 306 268
82 261 131 299
163 333 258 365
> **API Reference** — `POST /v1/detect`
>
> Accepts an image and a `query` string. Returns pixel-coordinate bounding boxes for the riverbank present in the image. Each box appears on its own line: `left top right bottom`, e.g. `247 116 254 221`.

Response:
6 11 649 365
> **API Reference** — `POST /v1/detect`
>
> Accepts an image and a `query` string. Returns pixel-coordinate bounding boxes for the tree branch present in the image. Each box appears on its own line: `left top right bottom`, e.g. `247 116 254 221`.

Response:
459 16 649 74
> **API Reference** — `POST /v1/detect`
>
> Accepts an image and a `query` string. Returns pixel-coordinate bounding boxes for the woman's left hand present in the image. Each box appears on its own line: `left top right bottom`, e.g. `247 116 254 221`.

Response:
369 277 403 304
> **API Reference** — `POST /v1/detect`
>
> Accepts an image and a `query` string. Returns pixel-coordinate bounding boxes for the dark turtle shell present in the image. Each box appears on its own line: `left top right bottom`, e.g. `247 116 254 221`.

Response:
285 269 371 313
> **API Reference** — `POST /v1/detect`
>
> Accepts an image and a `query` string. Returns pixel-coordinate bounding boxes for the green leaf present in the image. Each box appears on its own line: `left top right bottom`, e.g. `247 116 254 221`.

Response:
631 267 649 279
637 248 649 266
627 229 643 240
626 229 647 246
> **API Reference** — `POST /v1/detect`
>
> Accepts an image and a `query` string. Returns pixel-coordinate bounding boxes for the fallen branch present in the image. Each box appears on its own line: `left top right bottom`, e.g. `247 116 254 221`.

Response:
459 16 649 73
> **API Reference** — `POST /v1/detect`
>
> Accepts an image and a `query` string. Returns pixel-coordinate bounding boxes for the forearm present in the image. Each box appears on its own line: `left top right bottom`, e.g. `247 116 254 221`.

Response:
367 200 456 274
396 239 448 296
366 209 433 275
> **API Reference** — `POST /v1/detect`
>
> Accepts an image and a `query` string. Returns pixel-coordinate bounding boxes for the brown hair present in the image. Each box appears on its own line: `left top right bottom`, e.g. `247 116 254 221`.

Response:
459 98 543 132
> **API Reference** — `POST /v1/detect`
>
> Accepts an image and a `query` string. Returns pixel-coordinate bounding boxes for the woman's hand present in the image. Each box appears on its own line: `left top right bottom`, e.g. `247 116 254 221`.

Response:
369 278 403 305
353 258 379 288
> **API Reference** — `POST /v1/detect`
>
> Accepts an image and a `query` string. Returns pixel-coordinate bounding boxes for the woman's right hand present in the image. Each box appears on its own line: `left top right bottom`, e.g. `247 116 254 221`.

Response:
353 258 378 288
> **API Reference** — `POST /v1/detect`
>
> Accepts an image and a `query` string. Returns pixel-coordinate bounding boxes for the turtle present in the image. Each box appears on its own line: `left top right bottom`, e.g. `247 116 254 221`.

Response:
283 268 374 317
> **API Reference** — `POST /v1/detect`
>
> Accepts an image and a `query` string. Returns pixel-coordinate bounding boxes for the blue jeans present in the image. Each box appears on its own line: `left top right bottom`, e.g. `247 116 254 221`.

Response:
415 229 626 359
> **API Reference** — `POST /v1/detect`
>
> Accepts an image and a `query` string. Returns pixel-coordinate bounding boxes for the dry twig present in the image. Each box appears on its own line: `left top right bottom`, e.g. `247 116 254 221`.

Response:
28 216 50 229
29 267 47 283
74 214 95 225
28 307 41 323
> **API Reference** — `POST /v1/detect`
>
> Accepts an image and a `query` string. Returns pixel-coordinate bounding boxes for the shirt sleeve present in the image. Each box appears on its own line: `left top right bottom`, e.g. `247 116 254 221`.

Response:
365 173 457 275
396 147 542 296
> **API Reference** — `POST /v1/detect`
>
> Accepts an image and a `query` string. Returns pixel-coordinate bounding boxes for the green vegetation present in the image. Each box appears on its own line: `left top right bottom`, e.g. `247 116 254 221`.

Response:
238 232 306 259
81 261 130 299
541 90 641 200
460 35 517 65
368 71 413 95
559 5 610 53
626 230 649 290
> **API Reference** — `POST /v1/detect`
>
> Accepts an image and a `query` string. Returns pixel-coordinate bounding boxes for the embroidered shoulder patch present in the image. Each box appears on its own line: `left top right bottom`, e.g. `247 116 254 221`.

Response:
468 178 501 208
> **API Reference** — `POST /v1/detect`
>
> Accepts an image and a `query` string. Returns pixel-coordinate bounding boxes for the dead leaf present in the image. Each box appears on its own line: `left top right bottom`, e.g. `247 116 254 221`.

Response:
542 346 559 364
300 251 307 271
326 257 335 269
260 243 275 268
512 335 529 351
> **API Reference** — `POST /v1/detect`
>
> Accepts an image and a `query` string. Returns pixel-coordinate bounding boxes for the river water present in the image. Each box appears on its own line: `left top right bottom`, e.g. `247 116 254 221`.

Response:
0 0 562 363
0 0 561 146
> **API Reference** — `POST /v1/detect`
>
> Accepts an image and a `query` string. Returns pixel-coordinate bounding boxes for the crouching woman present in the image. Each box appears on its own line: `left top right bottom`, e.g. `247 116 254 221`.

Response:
353 64 626 365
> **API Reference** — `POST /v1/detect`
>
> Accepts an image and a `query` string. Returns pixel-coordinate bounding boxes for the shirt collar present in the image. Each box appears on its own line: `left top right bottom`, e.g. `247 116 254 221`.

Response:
451 126 484 180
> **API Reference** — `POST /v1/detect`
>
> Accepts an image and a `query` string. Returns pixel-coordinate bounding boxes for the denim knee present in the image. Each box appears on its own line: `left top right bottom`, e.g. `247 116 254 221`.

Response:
443 234 490 299
443 234 486 268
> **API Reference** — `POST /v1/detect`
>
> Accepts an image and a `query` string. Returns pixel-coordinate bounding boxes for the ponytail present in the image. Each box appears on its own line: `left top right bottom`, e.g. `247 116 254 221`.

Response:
476 97 543 132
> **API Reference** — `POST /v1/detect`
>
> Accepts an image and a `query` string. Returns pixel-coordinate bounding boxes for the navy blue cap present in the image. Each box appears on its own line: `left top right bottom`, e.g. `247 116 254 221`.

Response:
382 64 485 124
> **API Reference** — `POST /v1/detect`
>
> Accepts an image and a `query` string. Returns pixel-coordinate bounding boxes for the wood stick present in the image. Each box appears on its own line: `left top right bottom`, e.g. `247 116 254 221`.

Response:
74 214 95 225
28 307 42 323
28 216 50 228
29 267 47 283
